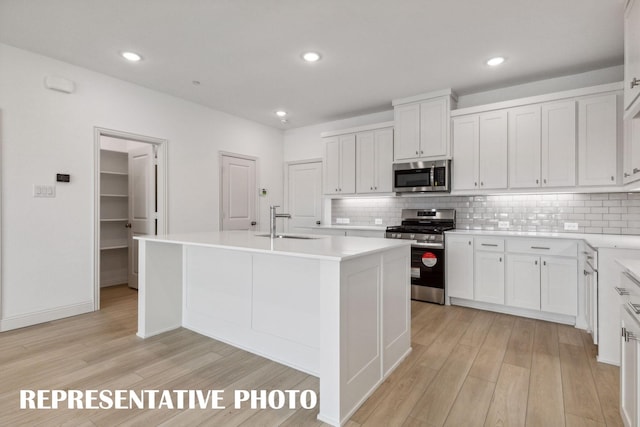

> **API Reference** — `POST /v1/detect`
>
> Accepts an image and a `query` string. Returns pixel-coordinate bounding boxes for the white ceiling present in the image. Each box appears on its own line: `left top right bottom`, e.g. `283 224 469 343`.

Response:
0 0 626 129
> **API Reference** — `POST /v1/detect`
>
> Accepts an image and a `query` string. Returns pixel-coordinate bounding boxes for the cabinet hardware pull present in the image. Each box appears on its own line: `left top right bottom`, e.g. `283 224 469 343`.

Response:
499 257 502 262
474 182 478 187
611 176 615 181
481 182 484 186
535 260 538 265
623 271 640 287
415 151 419 155
634 168 640 174
623 326 627 338
536 179 539 184
543 179 547 184
481 243 498 247
587 255 593 260
632 77 640 89
616 287 630 295
468 241 471 245
420 150 423 154
628 302 640 315
531 246 550 250
584 270 589 276
370 187 373 190
543 261 547 266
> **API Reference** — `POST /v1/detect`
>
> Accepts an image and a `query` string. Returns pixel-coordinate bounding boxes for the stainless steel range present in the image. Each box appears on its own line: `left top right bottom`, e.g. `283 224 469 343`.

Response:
385 209 456 304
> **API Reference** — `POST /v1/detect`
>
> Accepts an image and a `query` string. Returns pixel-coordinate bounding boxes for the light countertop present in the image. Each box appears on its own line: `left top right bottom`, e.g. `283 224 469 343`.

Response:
445 229 640 250
135 230 409 261
304 225 387 231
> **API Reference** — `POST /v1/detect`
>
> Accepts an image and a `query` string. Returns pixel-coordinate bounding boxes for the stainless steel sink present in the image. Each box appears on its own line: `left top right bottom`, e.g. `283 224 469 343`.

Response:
255 234 320 240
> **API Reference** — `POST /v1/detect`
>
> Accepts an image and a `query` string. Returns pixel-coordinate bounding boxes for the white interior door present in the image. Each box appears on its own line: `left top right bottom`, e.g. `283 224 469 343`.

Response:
128 144 155 289
286 161 322 232
221 154 257 230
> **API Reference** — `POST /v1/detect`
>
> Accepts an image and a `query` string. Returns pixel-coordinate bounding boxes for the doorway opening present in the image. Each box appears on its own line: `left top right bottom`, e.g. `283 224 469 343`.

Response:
93 128 168 311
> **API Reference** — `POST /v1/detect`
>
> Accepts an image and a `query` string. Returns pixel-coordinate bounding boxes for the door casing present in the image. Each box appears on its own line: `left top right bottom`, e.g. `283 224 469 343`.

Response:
93 127 168 310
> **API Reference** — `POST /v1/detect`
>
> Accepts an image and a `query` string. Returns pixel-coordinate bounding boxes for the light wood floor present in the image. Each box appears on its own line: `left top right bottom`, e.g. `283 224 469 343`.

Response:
0 286 622 427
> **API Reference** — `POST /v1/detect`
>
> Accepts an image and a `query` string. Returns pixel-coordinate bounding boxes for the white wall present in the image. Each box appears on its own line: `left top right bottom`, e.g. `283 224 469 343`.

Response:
0 43 283 328
283 65 624 162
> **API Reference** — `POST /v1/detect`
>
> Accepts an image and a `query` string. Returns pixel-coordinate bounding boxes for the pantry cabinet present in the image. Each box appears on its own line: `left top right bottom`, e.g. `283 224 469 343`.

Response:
356 127 393 193
625 0 640 117
393 91 455 161
445 235 474 300
324 134 356 195
451 110 507 191
578 94 619 186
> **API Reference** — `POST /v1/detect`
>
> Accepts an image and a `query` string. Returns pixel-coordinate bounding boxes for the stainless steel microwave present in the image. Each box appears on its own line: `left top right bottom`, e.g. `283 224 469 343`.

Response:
393 160 451 193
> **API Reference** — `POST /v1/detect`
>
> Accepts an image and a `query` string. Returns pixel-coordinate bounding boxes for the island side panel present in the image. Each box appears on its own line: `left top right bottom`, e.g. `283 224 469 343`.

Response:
382 245 412 376
137 240 183 338
182 245 322 376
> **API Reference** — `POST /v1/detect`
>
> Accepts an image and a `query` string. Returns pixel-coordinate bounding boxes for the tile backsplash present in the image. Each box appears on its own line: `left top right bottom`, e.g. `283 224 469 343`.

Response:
331 193 640 235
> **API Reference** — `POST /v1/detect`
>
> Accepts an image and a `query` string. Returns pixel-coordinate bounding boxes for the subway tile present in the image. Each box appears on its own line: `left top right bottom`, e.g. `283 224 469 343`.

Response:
609 193 629 200
585 201 603 207
585 227 603 233
590 194 610 200
585 213 603 220
589 207 608 214
603 228 622 234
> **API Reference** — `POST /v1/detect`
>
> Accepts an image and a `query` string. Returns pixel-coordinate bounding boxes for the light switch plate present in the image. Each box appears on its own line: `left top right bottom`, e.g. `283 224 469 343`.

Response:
564 222 579 231
374 218 383 225
498 221 509 229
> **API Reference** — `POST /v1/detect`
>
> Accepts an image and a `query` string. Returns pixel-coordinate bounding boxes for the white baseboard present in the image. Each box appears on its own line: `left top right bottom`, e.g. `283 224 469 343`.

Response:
450 298 576 325
0 301 94 331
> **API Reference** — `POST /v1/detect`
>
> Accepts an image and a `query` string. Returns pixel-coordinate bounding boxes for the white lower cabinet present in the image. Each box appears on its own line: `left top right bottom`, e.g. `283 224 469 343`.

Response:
446 235 474 300
621 307 640 427
541 257 578 316
506 254 541 310
447 233 579 323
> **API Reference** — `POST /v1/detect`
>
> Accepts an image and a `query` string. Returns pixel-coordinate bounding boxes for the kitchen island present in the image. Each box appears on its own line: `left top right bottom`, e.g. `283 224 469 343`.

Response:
134 231 411 426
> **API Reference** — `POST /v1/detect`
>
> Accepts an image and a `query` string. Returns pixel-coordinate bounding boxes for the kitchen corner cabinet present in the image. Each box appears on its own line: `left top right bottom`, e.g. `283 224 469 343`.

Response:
578 94 619 186
393 92 455 161
452 110 508 191
356 127 393 193
100 149 129 287
324 134 356 195
625 0 640 117
621 306 640 427
445 235 474 300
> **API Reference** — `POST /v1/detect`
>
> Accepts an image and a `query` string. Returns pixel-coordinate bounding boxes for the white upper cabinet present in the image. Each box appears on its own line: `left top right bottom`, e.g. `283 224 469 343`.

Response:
578 94 619 186
479 110 508 190
356 128 394 193
451 111 507 191
509 105 542 188
625 0 640 117
541 100 577 187
324 134 356 195
393 90 455 161
624 116 640 184
452 115 479 191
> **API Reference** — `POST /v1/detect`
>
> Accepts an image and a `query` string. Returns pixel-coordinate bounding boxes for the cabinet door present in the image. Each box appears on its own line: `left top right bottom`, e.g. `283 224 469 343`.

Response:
446 236 474 300
420 97 449 158
542 100 576 188
620 309 638 427
506 254 540 310
625 117 640 184
540 257 577 316
578 94 618 186
324 137 341 194
452 115 480 191
479 110 508 189
625 0 640 111
509 105 542 188
474 251 505 304
356 131 375 193
340 134 356 194
374 128 394 192
394 103 421 160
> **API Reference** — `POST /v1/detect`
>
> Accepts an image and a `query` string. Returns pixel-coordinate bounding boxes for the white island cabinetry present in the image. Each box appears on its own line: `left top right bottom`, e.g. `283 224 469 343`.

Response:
135 231 411 426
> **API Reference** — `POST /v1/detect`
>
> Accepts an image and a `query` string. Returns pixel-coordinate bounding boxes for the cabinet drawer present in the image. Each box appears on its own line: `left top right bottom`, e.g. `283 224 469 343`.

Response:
475 238 504 252
507 238 577 257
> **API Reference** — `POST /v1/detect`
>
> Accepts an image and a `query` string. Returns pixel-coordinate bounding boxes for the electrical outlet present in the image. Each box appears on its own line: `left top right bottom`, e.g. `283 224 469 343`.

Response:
498 221 509 229
374 218 383 225
336 218 345 224
564 222 579 231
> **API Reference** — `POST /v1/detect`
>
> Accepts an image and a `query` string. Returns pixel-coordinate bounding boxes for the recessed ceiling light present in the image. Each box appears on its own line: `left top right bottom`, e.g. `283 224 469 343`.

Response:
487 56 505 66
302 52 321 62
121 51 142 62
275 110 287 117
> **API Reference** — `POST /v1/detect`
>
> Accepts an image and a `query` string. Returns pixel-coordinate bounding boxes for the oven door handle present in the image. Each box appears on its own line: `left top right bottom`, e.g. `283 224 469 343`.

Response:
411 242 444 249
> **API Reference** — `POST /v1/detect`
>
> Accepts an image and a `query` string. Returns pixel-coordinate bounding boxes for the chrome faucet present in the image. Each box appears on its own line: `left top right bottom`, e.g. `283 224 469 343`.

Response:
270 205 291 238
